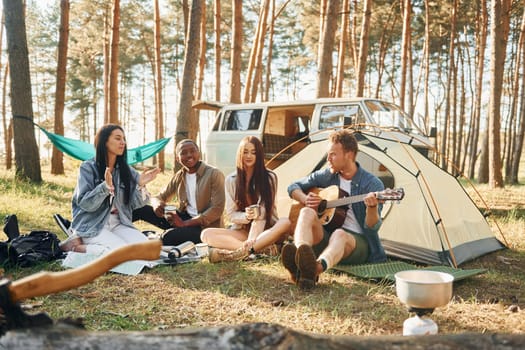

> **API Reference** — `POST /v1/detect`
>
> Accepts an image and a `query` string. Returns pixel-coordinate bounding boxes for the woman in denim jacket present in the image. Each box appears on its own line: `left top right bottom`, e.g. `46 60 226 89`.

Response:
60 124 160 256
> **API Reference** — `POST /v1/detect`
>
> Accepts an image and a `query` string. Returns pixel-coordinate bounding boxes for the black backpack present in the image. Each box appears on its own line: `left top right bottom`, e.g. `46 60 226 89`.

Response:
1 215 65 268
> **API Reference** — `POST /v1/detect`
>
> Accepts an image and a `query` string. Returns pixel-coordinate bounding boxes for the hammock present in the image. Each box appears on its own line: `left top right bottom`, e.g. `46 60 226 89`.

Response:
39 127 171 165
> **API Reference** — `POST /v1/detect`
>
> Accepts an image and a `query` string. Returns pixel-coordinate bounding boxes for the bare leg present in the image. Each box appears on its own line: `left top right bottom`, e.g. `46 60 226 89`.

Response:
200 227 248 250
294 207 324 247
252 217 291 251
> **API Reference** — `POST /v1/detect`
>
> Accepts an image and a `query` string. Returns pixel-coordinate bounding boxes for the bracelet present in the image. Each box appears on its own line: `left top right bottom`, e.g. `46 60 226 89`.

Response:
367 204 377 208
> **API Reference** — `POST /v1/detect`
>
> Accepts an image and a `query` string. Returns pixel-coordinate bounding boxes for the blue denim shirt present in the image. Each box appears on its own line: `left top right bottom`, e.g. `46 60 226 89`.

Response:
71 159 149 238
287 163 387 263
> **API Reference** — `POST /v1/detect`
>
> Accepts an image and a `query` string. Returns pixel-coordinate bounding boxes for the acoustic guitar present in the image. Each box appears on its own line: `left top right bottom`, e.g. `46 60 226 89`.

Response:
290 186 405 232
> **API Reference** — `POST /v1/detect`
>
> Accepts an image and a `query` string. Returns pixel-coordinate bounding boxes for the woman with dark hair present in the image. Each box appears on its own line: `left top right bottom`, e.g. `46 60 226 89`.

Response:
201 136 290 263
60 124 160 273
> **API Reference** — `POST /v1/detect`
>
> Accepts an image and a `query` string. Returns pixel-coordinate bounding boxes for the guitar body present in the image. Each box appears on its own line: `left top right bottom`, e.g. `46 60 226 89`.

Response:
289 186 349 233
316 186 348 232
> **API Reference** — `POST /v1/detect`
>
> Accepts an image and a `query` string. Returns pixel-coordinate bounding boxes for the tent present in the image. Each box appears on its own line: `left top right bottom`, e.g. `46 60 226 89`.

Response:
273 131 506 267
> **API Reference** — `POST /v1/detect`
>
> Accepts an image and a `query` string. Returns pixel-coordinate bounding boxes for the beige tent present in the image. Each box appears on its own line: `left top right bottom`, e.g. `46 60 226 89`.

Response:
274 132 505 267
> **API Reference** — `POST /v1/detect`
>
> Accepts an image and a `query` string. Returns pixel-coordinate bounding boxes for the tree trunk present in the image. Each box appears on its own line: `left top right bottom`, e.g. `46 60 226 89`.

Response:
440 0 457 171
51 0 69 175
2 323 525 349
214 0 221 101
154 0 165 171
471 0 488 180
175 0 203 149
399 0 410 110
374 3 396 99
509 7 525 184
487 0 510 188
2 0 42 182
230 0 242 103
244 0 270 103
108 0 120 125
317 0 339 98
263 0 276 102
196 1 207 103
355 0 371 97
249 0 270 103
335 0 349 97
103 5 110 124
423 0 430 132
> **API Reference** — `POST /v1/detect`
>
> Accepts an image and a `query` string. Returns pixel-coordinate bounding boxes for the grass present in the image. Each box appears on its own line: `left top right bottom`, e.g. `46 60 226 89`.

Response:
0 159 524 336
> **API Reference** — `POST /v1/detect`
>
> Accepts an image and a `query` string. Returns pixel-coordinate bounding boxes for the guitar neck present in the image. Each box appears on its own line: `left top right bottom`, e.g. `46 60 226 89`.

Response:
326 193 367 209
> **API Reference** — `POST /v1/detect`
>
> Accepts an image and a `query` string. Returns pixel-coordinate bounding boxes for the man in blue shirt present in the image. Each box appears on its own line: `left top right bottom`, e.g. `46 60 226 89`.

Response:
282 129 387 290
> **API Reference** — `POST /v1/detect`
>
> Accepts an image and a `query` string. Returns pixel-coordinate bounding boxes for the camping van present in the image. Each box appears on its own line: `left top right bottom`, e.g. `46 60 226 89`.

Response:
198 98 436 177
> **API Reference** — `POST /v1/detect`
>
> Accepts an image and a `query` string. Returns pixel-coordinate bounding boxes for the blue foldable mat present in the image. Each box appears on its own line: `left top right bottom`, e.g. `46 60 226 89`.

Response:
331 260 487 282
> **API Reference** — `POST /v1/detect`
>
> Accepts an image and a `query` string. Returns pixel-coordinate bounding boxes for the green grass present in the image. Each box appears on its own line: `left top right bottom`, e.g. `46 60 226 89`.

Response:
0 164 524 335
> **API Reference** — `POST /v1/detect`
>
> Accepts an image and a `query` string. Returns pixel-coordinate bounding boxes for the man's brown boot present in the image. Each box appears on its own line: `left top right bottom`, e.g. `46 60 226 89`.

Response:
295 244 318 290
280 243 299 283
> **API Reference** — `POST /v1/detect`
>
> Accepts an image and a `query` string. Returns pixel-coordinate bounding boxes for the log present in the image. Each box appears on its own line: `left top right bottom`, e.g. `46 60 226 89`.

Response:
1 322 524 349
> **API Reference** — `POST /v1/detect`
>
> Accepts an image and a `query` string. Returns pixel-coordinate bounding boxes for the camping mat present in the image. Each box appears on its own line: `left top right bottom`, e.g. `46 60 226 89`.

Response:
331 260 487 282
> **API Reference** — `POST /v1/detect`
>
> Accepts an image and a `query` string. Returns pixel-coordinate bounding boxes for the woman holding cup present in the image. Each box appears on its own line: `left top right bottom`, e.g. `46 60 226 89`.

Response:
201 136 291 263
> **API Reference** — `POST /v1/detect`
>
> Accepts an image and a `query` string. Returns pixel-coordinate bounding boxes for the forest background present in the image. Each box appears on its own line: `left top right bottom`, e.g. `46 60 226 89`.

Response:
0 0 524 190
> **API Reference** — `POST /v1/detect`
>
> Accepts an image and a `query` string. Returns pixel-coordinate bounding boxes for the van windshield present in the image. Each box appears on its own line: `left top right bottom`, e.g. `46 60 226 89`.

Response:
221 109 262 131
365 100 425 135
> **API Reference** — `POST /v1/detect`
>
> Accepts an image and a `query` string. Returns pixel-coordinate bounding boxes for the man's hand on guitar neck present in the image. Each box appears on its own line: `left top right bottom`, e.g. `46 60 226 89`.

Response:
363 192 381 209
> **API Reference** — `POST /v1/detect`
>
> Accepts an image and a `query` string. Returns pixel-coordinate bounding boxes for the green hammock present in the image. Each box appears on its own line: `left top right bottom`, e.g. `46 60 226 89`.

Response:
39 127 171 165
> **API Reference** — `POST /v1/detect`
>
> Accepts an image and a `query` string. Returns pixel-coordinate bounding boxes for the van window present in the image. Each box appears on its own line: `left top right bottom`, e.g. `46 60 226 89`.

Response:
319 105 366 130
221 109 262 131
212 112 222 131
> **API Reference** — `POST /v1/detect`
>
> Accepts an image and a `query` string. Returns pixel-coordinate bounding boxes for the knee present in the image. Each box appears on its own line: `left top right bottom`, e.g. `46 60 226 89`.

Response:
299 207 317 222
200 228 210 243
331 229 356 249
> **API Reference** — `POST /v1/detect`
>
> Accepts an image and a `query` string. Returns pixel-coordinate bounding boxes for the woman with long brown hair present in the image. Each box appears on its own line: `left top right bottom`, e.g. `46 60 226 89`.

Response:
201 136 290 262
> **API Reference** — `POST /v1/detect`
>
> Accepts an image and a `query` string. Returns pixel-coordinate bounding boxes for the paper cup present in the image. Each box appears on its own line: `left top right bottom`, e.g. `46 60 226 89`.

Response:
195 243 208 257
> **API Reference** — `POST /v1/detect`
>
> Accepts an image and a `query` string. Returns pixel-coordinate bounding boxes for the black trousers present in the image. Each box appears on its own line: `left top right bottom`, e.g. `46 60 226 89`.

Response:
132 205 202 246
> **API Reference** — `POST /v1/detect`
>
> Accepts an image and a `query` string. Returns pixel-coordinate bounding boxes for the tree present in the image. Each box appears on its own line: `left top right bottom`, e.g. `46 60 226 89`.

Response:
355 0 371 97
487 0 511 188
468 0 488 180
2 0 42 182
51 0 70 175
154 0 165 171
317 0 339 98
335 0 349 97
244 0 270 103
175 0 204 149
108 0 120 124
230 0 242 103
214 0 221 101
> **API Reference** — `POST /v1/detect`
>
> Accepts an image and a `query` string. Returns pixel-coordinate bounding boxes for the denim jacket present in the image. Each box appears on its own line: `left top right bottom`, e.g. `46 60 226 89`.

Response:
287 163 387 263
71 159 149 238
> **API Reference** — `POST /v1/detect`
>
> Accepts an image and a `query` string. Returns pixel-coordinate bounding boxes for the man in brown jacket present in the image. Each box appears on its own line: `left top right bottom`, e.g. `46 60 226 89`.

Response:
138 139 226 246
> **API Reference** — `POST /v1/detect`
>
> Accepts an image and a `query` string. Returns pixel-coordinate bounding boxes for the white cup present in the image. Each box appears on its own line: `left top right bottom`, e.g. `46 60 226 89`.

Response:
195 243 208 257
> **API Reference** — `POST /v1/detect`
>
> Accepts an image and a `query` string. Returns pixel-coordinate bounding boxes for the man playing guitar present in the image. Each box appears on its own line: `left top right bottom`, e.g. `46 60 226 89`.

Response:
283 129 388 291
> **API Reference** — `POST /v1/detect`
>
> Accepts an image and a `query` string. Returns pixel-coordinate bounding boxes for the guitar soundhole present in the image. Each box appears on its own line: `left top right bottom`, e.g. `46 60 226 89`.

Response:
318 200 327 214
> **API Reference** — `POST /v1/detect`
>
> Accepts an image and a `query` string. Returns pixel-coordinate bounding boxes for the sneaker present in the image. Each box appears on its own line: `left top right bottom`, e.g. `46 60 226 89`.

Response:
295 245 318 290
53 214 72 237
208 246 249 263
280 243 299 284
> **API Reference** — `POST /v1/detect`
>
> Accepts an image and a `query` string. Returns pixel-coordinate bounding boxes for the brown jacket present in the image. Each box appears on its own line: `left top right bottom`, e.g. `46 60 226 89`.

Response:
156 162 225 228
